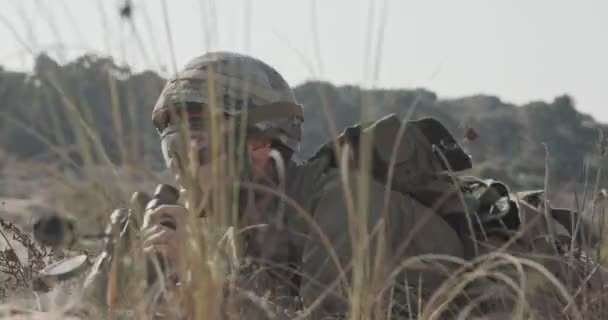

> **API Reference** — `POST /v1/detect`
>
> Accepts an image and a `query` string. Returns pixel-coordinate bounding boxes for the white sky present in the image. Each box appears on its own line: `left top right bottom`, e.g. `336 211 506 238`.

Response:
1 0 607 122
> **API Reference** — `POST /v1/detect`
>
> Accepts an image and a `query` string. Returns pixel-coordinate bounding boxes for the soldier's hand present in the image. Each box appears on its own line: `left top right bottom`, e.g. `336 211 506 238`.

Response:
141 204 189 279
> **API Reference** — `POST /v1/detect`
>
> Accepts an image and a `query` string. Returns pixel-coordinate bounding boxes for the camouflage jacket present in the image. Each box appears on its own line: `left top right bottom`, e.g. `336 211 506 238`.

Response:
238 156 465 318
237 114 585 318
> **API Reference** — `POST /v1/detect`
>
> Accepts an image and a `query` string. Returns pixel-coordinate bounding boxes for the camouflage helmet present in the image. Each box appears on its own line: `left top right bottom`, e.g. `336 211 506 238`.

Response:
152 51 304 152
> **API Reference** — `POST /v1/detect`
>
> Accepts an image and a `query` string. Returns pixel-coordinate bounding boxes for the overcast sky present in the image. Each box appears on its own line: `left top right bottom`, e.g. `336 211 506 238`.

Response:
1 0 607 122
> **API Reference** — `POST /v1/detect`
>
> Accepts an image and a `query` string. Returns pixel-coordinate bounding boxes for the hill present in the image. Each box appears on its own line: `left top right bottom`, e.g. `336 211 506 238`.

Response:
1 54 606 193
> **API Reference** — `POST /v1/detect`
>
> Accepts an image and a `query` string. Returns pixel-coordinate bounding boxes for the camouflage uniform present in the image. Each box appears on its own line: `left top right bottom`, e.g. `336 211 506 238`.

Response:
149 52 466 318
288 162 464 317
24 52 586 319
150 51 597 319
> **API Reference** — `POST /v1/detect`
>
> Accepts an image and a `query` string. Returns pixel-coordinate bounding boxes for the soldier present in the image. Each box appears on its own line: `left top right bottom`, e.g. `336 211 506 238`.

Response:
142 51 466 318
14 51 591 320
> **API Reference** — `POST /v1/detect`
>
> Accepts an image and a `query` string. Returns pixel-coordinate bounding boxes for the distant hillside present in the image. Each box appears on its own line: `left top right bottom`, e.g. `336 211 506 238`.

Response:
295 82 608 191
1 54 606 192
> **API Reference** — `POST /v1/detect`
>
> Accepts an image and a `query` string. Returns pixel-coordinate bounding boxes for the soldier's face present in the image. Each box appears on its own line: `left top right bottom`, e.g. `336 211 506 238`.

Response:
160 105 276 194
158 105 232 189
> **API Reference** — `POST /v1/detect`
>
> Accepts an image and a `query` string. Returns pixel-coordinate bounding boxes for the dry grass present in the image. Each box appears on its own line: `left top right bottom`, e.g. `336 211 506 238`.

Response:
1 162 607 320
1 73 607 319
1 2 608 319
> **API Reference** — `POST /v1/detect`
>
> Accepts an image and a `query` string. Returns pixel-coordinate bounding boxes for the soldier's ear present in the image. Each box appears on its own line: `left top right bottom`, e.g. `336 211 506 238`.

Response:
246 135 273 178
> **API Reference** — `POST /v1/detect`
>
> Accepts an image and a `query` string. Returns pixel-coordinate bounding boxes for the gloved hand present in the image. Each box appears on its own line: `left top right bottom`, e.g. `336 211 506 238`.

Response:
141 202 190 285
79 184 181 305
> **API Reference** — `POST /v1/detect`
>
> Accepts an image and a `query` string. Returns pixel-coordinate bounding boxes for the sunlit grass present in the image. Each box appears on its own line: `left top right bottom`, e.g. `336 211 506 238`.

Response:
0 1 608 319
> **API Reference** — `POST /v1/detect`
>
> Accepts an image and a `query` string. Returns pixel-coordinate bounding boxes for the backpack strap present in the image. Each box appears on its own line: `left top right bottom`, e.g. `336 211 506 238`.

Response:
414 117 472 171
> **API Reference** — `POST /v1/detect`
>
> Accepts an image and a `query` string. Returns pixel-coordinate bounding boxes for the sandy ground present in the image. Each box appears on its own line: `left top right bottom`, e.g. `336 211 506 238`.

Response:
0 197 46 227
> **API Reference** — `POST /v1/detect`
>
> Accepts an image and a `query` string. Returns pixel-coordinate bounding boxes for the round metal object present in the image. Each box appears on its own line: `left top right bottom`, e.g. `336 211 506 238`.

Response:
39 254 90 282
